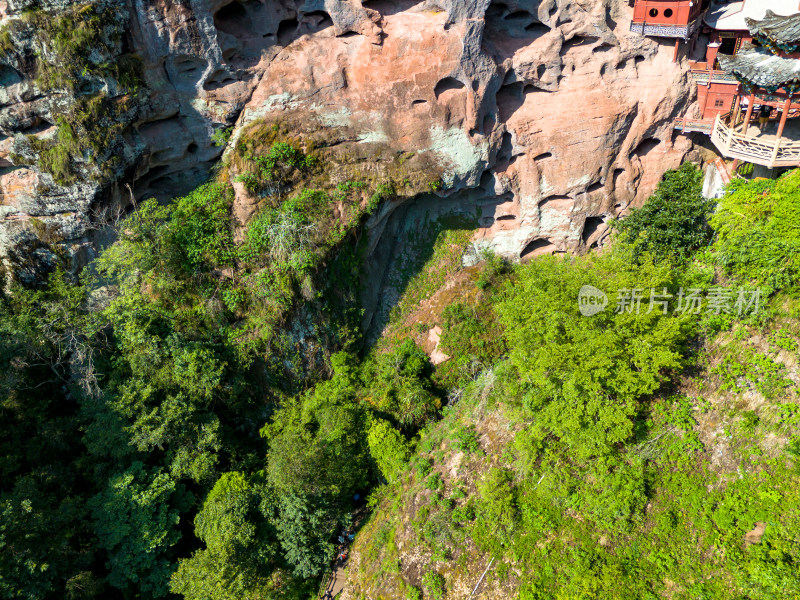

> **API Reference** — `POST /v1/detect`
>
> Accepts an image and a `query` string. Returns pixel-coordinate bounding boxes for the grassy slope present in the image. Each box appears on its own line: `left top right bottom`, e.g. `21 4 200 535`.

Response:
342 173 800 600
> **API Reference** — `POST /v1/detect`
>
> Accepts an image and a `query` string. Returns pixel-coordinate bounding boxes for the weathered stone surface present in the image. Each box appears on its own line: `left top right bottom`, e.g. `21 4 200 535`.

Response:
0 0 695 285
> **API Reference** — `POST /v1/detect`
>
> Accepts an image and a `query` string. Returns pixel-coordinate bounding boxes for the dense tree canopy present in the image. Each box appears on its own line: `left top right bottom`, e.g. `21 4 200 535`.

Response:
2 153 800 600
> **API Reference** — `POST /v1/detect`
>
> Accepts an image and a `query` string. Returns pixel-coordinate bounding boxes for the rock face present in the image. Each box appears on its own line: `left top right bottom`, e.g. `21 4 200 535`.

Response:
0 0 695 284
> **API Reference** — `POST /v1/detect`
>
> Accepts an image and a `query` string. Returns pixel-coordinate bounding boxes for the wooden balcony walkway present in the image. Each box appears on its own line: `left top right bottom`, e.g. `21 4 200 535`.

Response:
710 114 800 169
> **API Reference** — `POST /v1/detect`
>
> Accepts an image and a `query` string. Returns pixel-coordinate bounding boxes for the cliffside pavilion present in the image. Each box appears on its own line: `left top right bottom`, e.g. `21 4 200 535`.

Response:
631 0 800 169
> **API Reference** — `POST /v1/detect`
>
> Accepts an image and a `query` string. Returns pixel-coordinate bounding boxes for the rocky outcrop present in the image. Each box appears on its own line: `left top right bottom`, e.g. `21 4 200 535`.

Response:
0 0 695 284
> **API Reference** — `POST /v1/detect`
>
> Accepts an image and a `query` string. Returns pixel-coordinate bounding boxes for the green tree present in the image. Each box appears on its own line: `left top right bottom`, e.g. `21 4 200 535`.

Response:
0 270 100 600
89 462 192 597
711 170 800 293
497 252 693 458
367 418 411 483
364 340 440 430
170 472 292 600
614 162 714 264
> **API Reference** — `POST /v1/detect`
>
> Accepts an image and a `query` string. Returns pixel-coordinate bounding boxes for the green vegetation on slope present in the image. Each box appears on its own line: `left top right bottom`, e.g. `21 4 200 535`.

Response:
347 167 800 599
2 157 800 600
0 133 423 599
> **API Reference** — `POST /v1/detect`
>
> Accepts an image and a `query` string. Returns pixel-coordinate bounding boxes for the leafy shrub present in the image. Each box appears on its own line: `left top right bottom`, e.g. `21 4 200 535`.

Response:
90 462 192 597
421 570 446 599
236 141 318 196
437 301 506 389
364 340 440 430
170 183 235 269
713 347 791 398
497 252 693 458
473 468 517 549
614 162 714 264
170 472 280 600
425 472 444 491
406 585 423 600
452 424 480 454
711 170 800 293
368 418 411 483
211 127 232 147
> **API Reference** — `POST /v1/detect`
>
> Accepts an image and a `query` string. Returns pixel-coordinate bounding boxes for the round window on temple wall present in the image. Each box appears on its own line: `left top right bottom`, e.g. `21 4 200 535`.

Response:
649 8 659 17
664 8 674 17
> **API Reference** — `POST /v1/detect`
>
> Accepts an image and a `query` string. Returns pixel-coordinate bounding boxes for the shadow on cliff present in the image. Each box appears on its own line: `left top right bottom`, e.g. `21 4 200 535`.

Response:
360 193 480 350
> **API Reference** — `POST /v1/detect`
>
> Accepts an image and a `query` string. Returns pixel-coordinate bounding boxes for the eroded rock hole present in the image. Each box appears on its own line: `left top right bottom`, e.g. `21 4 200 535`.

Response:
0 64 23 87
485 1 550 58
560 35 599 56
479 169 494 191
171 56 207 89
632 137 661 158
278 18 299 45
582 216 604 244
593 42 615 53
505 10 534 21
496 82 525 121
534 151 553 162
521 238 556 259
361 0 423 15
18 118 52 136
215 1 249 37
497 131 514 164
434 77 466 100
540 194 571 206
524 22 549 35
204 69 237 91
482 113 496 134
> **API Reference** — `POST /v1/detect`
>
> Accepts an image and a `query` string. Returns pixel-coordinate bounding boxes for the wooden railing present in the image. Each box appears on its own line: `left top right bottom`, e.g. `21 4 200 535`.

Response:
673 117 713 133
711 114 800 168
688 69 739 84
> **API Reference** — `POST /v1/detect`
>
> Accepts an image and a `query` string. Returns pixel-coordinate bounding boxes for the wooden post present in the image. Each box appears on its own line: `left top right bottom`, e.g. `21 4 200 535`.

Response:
775 96 793 141
772 96 793 169
732 94 742 129
741 92 756 133
673 39 681 63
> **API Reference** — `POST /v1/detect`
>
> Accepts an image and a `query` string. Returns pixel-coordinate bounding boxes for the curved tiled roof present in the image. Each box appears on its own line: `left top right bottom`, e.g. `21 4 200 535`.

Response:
705 0 799 31
746 10 800 45
718 46 800 91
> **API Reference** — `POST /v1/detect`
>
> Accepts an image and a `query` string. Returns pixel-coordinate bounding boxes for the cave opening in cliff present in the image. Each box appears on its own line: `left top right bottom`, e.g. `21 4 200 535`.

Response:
170 55 208 90
485 2 550 58
303 10 333 31
434 77 466 101
582 216 605 245
214 1 250 38
521 238 556 259
215 0 293 45
0 64 22 87
278 17 300 46
632 137 661 158
497 82 544 122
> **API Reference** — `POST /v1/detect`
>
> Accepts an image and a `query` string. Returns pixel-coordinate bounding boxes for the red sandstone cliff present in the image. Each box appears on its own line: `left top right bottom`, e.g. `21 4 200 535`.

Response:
0 0 696 281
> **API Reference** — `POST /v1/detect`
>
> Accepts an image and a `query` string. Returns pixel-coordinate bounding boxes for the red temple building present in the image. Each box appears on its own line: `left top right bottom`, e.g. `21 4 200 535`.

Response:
632 0 800 169
630 0 709 39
